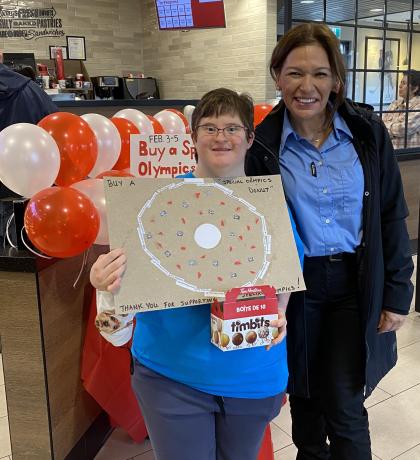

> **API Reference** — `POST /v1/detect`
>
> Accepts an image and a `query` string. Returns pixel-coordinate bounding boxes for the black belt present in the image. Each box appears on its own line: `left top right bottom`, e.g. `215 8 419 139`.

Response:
306 252 356 263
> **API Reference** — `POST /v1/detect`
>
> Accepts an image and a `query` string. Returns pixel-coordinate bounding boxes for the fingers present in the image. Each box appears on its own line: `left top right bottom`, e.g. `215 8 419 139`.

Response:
266 315 287 350
90 248 127 291
377 311 406 333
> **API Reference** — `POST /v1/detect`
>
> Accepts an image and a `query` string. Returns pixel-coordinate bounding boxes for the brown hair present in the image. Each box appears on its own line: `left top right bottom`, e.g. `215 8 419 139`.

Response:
270 23 346 125
191 88 254 141
403 70 420 96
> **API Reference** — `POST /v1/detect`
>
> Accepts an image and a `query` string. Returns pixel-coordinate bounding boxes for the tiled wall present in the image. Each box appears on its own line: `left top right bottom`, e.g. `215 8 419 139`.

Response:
140 0 278 101
0 0 143 77
0 0 278 101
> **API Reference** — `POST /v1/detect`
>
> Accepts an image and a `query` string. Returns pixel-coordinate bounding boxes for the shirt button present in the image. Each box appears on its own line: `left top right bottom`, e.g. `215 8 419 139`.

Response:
325 218 330 224
330 247 335 252
323 188 328 194
364 191 370 196
318 161 323 166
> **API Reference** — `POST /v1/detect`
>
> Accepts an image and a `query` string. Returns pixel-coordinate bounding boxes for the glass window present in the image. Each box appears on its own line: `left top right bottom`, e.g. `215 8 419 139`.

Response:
386 0 414 31
291 0 324 22
277 0 420 152
357 0 385 28
326 0 355 24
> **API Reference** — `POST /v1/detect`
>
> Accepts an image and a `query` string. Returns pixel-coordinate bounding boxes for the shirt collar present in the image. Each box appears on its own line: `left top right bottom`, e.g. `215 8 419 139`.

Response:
280 110 297 154
280 108 353 155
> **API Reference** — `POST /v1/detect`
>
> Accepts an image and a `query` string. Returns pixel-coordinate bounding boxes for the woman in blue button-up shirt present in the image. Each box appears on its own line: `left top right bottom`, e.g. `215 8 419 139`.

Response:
246 23 414 460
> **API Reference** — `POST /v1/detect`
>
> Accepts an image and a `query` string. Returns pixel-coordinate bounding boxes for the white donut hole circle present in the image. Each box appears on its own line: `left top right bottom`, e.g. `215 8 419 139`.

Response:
194 223 221 249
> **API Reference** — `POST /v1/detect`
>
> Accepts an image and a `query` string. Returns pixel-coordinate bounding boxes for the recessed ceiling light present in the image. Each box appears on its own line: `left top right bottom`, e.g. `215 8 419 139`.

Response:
301 0 315 3
370 8 383 12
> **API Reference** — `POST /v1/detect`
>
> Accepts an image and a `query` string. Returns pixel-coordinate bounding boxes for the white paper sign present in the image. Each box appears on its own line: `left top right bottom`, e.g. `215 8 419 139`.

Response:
130 134 197 178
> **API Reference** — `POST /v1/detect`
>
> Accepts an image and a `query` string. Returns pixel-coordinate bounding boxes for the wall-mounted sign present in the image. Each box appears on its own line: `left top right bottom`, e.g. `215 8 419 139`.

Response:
66 35 86 60
49 45 67 60
0 6 64 40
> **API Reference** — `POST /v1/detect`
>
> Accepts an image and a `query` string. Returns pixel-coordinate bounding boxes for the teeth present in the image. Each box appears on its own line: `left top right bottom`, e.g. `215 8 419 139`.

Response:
297 98 316 103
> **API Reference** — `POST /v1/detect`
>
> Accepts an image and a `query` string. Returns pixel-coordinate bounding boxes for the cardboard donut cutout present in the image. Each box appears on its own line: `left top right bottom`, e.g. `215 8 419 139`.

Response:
137 179 271 297
104 176 305 313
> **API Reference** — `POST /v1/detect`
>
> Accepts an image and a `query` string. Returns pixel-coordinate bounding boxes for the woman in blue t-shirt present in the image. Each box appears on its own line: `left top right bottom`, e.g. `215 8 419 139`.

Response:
90 88 304 460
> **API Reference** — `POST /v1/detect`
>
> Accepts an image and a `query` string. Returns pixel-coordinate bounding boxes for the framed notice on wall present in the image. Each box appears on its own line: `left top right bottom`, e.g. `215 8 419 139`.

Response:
66 36 86 60
49 46 67 60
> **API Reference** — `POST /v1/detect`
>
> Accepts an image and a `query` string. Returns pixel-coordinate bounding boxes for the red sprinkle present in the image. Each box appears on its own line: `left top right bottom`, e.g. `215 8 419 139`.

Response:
238 235 244 241
156 242 163 249
197 272 202 279
167 201 173 205
180 246 187 251
255 218 259 224
195 192 201 199
199 210 203 215
246 225 251 231
250 245 256 249
220 220 225 227
220 201 225 205
250 271 256 275
236 206 241 212
217 276 223 282
229 246 233 252
200 254 206 259
234 260 242 265
181 217 186 224
158 231 164 236
176 264 182 270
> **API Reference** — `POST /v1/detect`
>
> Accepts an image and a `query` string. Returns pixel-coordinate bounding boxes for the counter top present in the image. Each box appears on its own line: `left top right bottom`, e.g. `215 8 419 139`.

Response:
55 99 198 108
0 247 38 272
0 247 58 273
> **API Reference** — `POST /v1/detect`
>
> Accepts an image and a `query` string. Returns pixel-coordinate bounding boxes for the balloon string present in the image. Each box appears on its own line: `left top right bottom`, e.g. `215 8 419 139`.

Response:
73 247 90 289
4 213 17 249
20 227 53 259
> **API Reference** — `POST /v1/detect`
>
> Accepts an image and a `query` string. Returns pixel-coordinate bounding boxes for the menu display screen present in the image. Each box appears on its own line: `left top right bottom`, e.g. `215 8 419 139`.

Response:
155 0 226 30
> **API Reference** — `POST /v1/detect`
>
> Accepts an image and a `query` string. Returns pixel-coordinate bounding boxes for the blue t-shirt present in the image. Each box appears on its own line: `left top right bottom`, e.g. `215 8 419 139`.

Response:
131 171 304 398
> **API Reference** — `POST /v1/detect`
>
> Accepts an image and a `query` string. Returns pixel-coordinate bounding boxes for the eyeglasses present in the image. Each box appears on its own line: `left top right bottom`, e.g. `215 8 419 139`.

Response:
196 124 248 137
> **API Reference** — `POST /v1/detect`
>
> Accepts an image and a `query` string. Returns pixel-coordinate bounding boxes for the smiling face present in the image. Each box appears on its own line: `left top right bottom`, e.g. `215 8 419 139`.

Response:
276 44 339 129
193 113 254 178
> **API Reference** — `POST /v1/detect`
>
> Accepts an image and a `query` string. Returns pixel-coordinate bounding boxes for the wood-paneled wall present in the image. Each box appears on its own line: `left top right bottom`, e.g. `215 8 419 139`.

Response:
0 250 105 460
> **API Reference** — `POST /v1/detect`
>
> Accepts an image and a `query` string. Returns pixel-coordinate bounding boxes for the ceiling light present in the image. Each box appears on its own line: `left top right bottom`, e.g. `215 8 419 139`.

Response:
301 0 315 3
370 8 383 12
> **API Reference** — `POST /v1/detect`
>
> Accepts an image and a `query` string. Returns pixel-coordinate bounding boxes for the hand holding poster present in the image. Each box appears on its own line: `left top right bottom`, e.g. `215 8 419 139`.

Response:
104 176 305 314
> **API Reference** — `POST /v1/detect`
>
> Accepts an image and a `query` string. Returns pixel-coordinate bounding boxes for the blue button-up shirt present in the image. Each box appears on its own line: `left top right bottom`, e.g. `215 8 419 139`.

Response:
279 110 364 257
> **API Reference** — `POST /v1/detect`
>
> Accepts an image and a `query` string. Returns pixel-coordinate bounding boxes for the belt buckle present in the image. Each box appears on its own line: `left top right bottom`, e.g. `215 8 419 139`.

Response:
329 253 343 262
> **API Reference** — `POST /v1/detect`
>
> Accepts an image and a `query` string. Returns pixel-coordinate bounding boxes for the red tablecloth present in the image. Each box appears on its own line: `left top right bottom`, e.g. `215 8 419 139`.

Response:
81 290 276 458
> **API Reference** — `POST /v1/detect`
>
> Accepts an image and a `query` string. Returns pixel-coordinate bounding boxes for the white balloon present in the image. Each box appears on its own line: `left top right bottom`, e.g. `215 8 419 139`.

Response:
0 123 60 197
81 113 121 178
71 178 108 245
183 105 195 127
154 110 187 134
113 108 154 135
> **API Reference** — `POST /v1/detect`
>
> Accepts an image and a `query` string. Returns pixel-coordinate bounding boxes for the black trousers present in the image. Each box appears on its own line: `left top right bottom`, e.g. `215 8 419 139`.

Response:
290 254 372 460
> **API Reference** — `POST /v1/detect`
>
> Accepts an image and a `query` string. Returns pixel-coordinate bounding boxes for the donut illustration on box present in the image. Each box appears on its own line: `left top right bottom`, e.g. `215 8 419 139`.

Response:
137 178 271 297
211 285 279 351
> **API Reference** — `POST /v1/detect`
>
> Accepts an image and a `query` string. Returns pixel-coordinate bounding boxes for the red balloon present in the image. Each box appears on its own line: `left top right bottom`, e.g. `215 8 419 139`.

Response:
254 104 272 127
166 109 191 133
24 187 100 258
146 115 165 134
38 112 98 186
96 169 135 179
110 117 140 170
